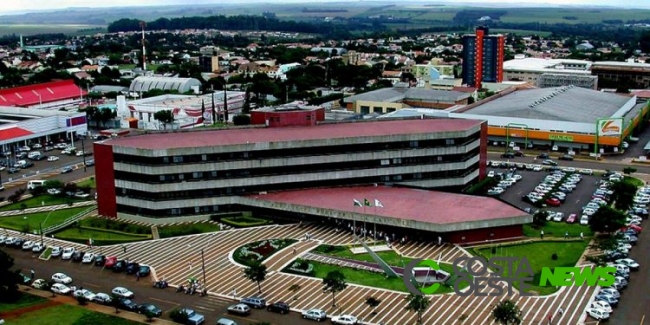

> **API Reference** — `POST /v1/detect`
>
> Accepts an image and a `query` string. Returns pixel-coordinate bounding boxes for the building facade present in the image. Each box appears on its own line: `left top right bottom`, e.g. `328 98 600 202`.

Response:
591 61 650 89
250 102 325 127
461 26 505 88
95 118 487 221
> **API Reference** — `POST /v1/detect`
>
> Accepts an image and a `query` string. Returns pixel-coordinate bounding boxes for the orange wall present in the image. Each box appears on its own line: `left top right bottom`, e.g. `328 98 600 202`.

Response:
488 127 621 146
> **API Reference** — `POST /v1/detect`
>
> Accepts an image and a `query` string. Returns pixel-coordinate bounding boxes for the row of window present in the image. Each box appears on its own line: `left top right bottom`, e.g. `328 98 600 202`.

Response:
115 164 479 203
113 133 480 166
114 149 479 184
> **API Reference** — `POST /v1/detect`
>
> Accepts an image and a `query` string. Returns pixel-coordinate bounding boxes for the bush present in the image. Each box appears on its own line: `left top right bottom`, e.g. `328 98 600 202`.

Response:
315 245 344 254
551 253 558 260
233 114 251 125
222 216 270 228
76 295 88 305
491 247 497 254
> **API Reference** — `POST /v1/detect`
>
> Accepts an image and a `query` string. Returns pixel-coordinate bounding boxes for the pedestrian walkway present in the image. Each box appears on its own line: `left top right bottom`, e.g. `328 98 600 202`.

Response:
0 200 96 217
264 240 320 272
151 226 160 240
302 252 381 273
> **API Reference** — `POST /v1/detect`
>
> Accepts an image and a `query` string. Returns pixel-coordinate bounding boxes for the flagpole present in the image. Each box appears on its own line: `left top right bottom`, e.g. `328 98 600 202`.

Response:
363 204 366 241
374 203 377 241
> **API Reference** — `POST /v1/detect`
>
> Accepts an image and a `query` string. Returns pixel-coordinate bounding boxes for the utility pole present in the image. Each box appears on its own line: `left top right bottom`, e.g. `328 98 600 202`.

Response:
80 137 86 172
140 21 147 71
223 80 228 123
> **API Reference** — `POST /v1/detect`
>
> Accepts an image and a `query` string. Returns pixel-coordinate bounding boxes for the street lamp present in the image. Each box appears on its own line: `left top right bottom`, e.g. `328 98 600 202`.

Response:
80 136 87 172
40 208 57 246
505 123 530 152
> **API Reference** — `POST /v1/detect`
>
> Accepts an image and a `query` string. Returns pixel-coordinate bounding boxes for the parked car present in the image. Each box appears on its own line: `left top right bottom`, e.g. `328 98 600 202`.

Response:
267 302 290 314
113 260 126 272
112 286 134 298
227 304 251 316
85 159 95 166
566 214 577 224
240 297 266 309
94 255 106 266
302 309 327 322
180 308 205 325
47 155 59 162
60 166 73 174
32 279 47 289
118 298 139 312
126 262 140 275
51 246 62 257
546 198 561 207
32 242 46 253
52 272 72 284
104 256 118 268
136 265 151 277
93 292 113 305
590 300 612 314
61 247 75 260
72 250 84 262
82 252 95 264
331 314 359 325
138 303 163 317
73 289 96 301
22 240 34 250
614 258 639 270
586 307 609 321
51 283 71 295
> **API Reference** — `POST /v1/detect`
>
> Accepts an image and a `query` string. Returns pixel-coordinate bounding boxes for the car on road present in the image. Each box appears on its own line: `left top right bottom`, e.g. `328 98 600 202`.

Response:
179 308 205 325
487 170 495 178
533 165 543 172
47 156 59 162
331 314 359 325
51 283 71 295
85 159 95 166
566 214 577 224
31 279 47 289
93 293 112 305
586 307 609 321
82 252 95 264
240 297 266 309
112 286 134 298
117 298 139 312
227 304 251 316
60 166 73 174
52 272 72 284
73 289 96 301
537 153 549 159
267 302 290 314
138 303 163 317
558 154 574 161
542 159 557 166
614 258 639 270
302 309 327 322
61 247 75 260
546 198 561 207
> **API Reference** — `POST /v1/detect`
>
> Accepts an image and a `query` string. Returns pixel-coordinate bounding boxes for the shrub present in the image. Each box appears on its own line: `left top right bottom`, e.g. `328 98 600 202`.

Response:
491 247 497 254
551 253 558 260
76 295 88 305
233 114 251 125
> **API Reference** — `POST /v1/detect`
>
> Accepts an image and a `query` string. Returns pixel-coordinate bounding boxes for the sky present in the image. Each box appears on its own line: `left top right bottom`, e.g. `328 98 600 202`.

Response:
2 0 649 14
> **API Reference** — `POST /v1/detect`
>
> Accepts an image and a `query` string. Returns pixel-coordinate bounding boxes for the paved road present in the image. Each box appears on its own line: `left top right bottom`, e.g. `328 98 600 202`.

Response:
486 152 650 174
6 245 316 325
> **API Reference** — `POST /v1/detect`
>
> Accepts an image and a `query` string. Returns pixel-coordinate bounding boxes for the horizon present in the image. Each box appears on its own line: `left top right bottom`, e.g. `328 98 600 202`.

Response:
3 0 650 15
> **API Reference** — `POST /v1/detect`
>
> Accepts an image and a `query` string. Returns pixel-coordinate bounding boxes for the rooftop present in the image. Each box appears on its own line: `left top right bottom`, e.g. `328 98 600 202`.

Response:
248 186 527 225
255 101 322 112
461 86 633 123
592 61 650 70
104 118 482 150
503 58 592 74
129 91 246 109
343 87 470 104
0 80 86 107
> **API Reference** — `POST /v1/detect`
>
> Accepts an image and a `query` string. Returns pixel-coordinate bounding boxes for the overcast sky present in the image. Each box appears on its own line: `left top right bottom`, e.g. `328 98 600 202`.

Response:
2 0 649 14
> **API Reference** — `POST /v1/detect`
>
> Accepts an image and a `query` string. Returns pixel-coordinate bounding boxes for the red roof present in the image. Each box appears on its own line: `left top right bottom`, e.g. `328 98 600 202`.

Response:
248 186 526 225
106 119 482 149
0 80 87 107
0 127 33 141
632 90 650 98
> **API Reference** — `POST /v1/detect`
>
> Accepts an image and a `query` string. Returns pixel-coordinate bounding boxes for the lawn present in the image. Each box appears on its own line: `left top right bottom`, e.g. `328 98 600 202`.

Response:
222 215 271 228
0 293 46 313
475 241 588 295
158 222 221 238
0 195 89 211
523 222 593 238
304 261 461 294
625 176 644 188
0 207 90 232
76 178 96 189
315 245 413 267
53 226 151 246
7 303 141 325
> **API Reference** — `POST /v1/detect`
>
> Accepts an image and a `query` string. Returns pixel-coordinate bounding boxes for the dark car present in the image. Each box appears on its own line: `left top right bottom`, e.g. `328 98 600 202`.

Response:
113 260 126 273
537 153 549 159
136 265 151 277
12 238 25 248
7 167 19 174
138 303 163 317
31 155 45 161
85 159 95 166
72 251 84 262
94 255 106 266
118 298 139 312
514 151 525 157
22 161 34 168
558 154 574 161
126 262 140 275
500 152 515 159
267 301 290 314
240 297 266 309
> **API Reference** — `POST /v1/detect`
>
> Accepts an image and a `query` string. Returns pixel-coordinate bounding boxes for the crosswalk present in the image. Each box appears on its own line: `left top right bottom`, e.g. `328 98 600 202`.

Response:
2 224 597 325
0 201 96 217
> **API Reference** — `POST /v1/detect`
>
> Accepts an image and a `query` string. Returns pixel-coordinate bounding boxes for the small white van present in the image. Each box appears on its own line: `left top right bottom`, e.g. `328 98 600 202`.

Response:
27 180 46 190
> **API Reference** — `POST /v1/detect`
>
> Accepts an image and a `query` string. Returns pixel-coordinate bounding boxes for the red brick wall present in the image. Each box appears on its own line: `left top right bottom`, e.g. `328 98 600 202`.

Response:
94 142 117 218
446 224 523 244
250 109 324 127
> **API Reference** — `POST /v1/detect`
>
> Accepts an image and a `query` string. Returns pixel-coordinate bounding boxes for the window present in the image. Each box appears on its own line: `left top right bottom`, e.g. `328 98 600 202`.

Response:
178 174 184 180
381 159 390 166
211 171 217 177
193 172 203 179
201 154 207 161
173 156 184 163
163 157 169 163
171 208 181 215
393 175 402 181
392 158 402 164
410 141 418 148
446 139 455 145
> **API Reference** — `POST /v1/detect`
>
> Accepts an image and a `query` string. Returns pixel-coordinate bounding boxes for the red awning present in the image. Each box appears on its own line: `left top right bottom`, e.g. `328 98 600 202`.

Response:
0 127 33 141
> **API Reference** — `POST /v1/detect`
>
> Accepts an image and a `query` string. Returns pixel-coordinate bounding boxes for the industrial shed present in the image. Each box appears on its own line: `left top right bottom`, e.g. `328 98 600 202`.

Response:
129 76 202 94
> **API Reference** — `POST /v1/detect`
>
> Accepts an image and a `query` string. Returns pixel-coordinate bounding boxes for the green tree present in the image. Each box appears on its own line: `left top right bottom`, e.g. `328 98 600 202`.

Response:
609 180 637 211
232 114 251 126
623 167 637 175
170 309 189 323
95 108 117 128
405 293 430 324
153 110 175 130
110 294 122 313
144 308 156 322
492 299 522 325
366 296 381 315
322 270 347 307
44 179 65 190
589 206 626 233
532 210 548 227
243 262 267 293
0 250 21 302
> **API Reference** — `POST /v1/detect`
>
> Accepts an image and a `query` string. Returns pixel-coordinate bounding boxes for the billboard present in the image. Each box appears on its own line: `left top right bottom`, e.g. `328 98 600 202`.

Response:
598 119 623 136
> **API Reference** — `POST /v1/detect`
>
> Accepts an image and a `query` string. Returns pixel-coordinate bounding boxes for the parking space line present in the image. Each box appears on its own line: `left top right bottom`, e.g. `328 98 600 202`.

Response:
149 297 179 305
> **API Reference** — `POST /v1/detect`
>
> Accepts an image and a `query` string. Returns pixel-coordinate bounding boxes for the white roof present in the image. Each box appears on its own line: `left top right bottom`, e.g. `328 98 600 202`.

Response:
503 58 592 74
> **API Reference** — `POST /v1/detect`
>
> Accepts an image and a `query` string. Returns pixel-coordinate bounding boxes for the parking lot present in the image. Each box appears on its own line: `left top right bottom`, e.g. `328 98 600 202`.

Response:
487 164 602 219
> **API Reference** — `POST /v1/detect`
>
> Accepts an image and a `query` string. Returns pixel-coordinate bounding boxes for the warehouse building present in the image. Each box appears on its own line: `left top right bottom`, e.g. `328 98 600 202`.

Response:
343 86 471 114
129 76 203 94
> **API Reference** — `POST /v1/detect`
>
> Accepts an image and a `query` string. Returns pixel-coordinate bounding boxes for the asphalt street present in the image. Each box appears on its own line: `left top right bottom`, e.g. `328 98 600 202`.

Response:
7 246 318 325
486 152 650 174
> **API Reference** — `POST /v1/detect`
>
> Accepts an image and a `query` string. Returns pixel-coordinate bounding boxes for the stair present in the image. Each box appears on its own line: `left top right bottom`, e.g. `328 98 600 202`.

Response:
151 226 160 239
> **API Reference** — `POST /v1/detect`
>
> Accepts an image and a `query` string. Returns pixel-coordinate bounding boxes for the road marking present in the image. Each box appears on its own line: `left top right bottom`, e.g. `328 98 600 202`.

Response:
226 314 278 325
193 305 216 312
641 314 645 325
149 297 178 305
82 282 101 288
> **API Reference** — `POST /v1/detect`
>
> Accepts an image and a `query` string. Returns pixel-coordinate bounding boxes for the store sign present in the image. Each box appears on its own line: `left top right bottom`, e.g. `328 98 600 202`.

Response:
549 134 573 142
598 119 622 136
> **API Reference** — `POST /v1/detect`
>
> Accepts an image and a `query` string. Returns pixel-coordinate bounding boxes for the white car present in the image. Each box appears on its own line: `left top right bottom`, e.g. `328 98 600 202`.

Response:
51 283 71 295
580 168 593 175
533 165 543 172
583 208 597 216
331 314 359 325
562 167 576 173
614 258 639 270
93 292 113 304
112 286 134 298
73 289 96 301
52 273 72 284
81 252 95 264
47 155 59 162
553 212 564 222
32 242 46 253
61 247 75 260
51 246 62 257
22 241 34 250
599 288 620 299
47 188 61 195
586 307 609 321
590 301 612 314
487 170 495 177
580 215 589 225
302 309 327 322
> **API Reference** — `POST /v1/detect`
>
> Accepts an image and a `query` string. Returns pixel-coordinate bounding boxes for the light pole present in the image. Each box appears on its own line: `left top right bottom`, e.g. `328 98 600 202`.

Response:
40 208 57 246
505 123 529 152
80 136 86 172
200 249 206 288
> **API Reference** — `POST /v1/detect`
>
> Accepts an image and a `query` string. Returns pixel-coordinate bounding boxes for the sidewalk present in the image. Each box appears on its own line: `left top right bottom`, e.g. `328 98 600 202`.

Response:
0 200 97 217
18 285 177 324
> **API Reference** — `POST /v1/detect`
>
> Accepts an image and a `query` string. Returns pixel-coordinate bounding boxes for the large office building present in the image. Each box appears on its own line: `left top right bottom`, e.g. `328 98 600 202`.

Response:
503 56 597 89
95 118 487 221
461 26 505 88
591 60 650 89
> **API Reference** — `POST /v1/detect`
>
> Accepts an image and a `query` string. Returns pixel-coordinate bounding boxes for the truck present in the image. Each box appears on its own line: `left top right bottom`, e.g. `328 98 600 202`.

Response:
180 308 204 325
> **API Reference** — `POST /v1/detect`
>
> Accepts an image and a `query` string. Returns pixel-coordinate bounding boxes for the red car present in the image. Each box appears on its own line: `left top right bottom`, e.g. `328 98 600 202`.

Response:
566 214 577 223
104 256 118 268
625 225 643 233
546 198 561 207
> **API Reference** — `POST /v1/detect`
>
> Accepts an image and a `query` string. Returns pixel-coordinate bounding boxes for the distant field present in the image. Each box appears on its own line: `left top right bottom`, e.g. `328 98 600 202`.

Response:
498 7 650 24
0 24 104 36
491 29 552 37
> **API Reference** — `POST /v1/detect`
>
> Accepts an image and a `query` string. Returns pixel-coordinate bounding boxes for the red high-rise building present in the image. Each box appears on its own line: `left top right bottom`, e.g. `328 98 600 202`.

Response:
462 26 505 88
